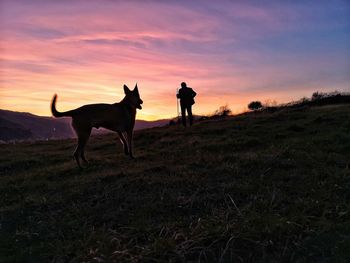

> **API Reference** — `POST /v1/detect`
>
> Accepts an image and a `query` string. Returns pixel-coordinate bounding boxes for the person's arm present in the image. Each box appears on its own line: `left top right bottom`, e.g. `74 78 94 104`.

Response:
176 89 181 98
192 89 197 98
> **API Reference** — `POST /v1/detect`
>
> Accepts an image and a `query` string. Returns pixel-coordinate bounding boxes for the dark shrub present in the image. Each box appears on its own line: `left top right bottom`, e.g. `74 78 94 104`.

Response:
213 105 232 117
248 101 263 111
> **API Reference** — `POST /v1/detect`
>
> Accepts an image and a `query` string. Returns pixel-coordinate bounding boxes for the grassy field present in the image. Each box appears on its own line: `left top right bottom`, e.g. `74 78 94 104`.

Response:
1 104 350 262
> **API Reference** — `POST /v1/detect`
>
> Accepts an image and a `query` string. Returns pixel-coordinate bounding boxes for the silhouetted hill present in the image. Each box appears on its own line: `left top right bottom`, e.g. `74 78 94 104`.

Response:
0 109 169 141
0 109 73 141
261 93 350 113
134 119 169 130
1 103 349 262
0 117 33 141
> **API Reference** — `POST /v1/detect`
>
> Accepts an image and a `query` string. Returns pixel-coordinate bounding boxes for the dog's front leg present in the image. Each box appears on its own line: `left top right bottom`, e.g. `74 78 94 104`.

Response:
126 129 135 159
117 131 129 155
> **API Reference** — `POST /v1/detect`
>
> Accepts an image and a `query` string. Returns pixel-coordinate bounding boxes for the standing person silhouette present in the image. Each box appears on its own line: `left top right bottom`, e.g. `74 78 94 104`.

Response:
176 82 197 127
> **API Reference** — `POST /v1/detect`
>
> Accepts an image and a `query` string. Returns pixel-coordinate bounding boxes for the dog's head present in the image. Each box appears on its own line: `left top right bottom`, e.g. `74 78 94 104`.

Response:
124 84 143 109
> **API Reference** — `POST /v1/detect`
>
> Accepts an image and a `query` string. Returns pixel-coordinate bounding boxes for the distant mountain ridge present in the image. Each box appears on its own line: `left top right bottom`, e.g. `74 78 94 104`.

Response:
0 109 169 142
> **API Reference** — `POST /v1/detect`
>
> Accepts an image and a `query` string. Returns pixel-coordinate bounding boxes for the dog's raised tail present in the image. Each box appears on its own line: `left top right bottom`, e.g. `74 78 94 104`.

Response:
51 94 73 118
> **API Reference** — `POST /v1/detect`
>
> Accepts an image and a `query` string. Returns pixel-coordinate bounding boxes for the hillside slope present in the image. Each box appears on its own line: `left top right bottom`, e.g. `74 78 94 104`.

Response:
1 104 350 262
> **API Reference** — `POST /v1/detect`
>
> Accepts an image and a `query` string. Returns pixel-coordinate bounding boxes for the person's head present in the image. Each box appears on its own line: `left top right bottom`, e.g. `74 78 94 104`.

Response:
181 82 187 88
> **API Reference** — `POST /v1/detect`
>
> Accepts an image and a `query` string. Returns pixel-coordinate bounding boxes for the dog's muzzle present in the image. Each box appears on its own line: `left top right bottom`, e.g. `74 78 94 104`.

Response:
137 100 143 109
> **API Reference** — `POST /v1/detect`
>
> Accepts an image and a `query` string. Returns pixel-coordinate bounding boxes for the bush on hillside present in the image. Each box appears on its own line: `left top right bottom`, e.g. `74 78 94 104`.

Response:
311 90 347 101
248 101 263 111
213 105 232 117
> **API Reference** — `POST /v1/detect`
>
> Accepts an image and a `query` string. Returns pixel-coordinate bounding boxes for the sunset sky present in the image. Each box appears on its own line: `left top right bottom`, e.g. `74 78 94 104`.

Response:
1 0 349 120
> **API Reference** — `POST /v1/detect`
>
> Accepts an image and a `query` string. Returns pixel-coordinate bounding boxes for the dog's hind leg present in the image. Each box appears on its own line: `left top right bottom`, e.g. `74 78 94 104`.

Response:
117 131 129 155
80 142 89 165
73 125 91 168
73 141 82 168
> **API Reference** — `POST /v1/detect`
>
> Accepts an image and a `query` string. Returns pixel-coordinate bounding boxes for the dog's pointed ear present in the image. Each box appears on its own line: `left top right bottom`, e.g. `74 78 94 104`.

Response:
134 83 139 93
124 84 130 94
